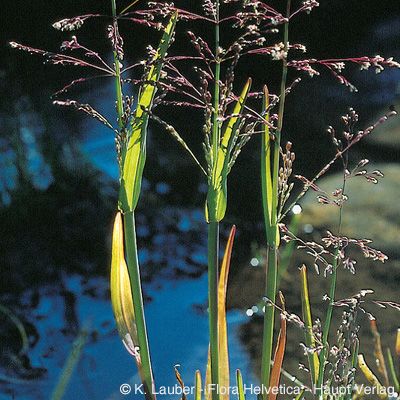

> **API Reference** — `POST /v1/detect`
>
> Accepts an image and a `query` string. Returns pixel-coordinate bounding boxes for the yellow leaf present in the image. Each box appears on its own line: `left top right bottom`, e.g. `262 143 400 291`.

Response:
110 212 139 362
205 346 212 400
358 354 388 400
195 370 202 400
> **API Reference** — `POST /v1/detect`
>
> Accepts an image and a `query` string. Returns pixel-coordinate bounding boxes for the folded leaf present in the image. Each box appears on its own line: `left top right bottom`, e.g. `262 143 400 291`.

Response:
119 13 177 212
261 86 272 228
207 79 251 222
110 212 140 362
260 86 279 246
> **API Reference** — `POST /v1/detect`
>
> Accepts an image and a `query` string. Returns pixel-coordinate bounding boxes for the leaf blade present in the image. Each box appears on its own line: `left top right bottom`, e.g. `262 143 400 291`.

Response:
110 212 139 359
218 226 236 400
207 79 251 222
358 354 388 400
119 13 177 212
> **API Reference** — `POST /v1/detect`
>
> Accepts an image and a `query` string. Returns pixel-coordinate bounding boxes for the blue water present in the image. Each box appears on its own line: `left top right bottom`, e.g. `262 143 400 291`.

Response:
2 274 255 400
0 76 256 399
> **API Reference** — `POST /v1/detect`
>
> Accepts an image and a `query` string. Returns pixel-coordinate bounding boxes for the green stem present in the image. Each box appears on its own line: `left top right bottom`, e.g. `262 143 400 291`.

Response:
316 157 347 398
276 0 291 136
208 3 221 400
316 254 338 398
261 246 278 396
111 0 124 130
124 211 155 399
208 220 220 400
387 348 400 392
212 1 221 161
260 3 290 397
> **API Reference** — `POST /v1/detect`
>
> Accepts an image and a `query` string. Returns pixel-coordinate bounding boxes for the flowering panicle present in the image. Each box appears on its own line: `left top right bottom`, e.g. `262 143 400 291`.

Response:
146 0 259 183
288 56 400 92
52 14 102 31
202 0 217 19
237 1 286 30
108 24 124 61
53 100 114 131
277 142 295 217
322 231 388 264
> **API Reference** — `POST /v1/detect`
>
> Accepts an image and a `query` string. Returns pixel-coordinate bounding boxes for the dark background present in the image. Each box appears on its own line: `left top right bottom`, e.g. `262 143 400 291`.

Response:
0 1 399 399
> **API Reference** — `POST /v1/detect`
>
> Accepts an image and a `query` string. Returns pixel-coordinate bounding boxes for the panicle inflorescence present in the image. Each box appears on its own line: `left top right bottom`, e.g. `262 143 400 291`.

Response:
52 14 101 31
277 142 295 218
288 56 400 92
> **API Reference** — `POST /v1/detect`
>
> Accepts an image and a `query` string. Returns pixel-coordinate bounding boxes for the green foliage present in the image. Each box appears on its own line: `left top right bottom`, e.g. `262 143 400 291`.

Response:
206 79 252 223
119 13 177 213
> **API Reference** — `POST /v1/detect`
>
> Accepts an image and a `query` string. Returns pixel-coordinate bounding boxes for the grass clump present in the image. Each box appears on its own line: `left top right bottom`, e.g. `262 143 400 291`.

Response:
10 1 400 399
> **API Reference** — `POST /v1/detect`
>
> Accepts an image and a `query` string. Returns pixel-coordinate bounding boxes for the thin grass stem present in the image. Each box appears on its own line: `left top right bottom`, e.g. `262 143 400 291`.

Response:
111 0 124 130
208 220 220 400
212 1 221 161
260 3 290 397
316 155 348 398
208 2 222 399
123 211 155 399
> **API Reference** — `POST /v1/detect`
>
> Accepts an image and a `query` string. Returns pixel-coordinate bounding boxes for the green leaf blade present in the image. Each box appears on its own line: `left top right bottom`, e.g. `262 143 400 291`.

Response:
119 13 177 212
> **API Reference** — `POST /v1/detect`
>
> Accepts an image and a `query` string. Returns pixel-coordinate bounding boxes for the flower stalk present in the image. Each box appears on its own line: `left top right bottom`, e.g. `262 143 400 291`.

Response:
260 2 290 397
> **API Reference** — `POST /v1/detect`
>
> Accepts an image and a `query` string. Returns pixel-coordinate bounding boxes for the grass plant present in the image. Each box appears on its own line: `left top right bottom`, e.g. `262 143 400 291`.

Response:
9 1 400 399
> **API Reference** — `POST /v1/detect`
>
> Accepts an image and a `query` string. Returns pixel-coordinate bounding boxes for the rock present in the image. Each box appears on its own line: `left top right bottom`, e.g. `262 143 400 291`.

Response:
300 163 400 256
367 101 400 150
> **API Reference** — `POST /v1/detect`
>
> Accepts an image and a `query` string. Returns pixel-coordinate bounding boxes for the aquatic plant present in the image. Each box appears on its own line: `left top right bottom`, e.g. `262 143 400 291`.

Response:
9 1 400 400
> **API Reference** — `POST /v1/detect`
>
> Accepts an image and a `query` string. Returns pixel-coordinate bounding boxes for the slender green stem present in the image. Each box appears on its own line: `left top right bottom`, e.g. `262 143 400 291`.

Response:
208 3 221 400
387 348 400 392
111 0 124 130
208 220 220 400
276 0 291 136
260 3 290 397
316 157 348 398
124 211 155 399
315 253 338 398
261 247 278 395
212 1 221 160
